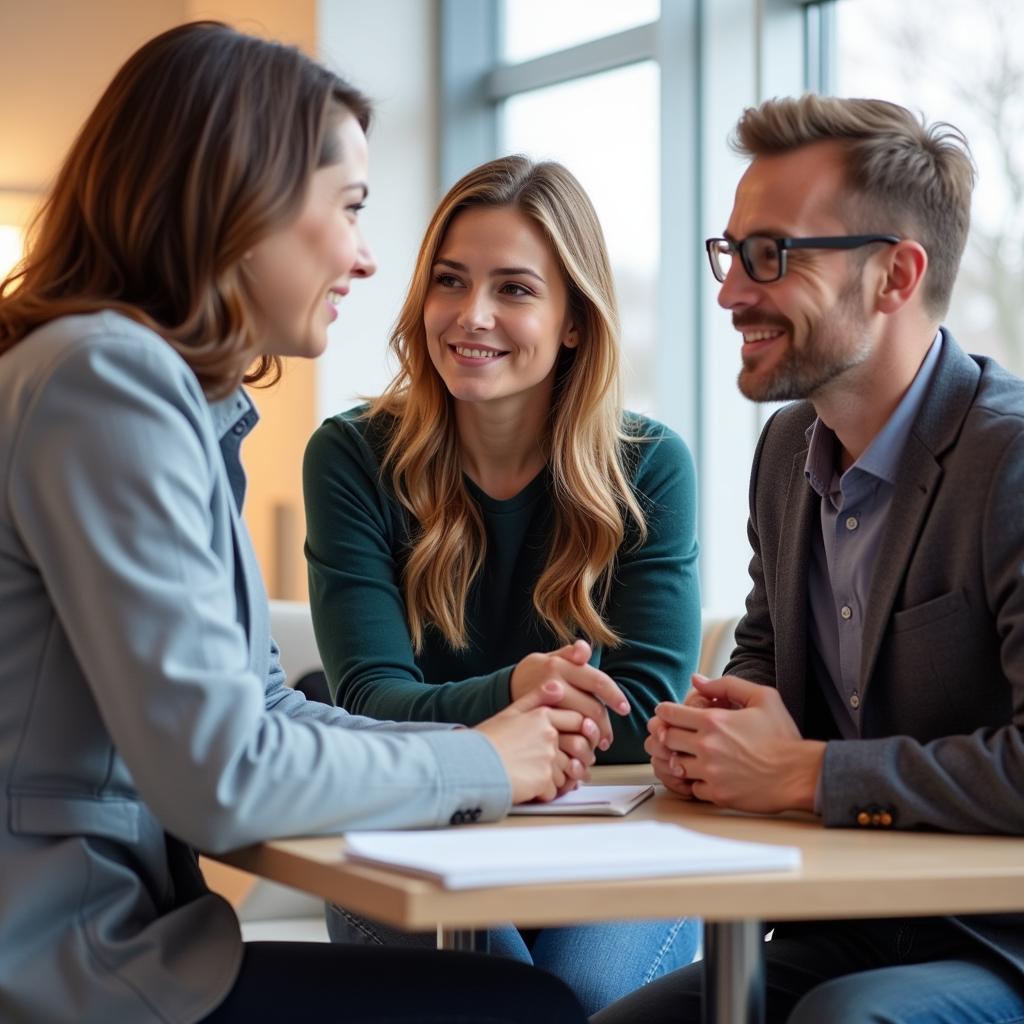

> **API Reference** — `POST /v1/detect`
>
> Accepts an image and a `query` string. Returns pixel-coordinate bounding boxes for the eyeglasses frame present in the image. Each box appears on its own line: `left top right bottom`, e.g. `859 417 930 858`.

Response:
704 234 902 284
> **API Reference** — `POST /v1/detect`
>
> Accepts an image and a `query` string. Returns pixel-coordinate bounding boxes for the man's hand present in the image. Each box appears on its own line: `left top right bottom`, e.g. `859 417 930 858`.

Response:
477 681 587 803
645 673 737 798
511 640 629 753
648 674 825 814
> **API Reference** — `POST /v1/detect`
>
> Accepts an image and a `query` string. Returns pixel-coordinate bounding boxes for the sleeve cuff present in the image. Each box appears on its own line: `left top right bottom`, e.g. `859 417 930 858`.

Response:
417 728 513 824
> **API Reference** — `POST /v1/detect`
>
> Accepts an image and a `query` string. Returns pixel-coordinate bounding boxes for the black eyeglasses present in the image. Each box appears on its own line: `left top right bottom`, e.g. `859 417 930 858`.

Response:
705 234 901 284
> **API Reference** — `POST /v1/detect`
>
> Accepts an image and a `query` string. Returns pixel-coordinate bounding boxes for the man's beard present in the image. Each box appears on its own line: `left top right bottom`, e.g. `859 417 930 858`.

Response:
737 273 872 403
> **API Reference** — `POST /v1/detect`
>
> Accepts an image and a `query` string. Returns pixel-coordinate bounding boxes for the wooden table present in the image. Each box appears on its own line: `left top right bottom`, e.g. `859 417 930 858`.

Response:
212 765 1024 1023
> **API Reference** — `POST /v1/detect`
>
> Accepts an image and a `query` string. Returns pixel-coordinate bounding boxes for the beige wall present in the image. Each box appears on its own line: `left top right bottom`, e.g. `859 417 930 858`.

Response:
0 0 318 599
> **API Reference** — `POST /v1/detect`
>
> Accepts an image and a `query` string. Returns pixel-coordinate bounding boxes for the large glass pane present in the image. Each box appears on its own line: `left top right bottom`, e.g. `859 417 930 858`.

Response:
501 62 660 414
502 0 660 63
831 0 1024 374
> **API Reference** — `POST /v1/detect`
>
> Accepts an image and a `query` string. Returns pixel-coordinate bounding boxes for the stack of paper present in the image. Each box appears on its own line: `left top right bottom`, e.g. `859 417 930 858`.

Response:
344 821 801 890
509 784 654 816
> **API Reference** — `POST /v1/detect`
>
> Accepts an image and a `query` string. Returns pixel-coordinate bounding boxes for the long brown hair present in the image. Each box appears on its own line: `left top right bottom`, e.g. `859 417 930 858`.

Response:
369 155 647 652
0 21 371 396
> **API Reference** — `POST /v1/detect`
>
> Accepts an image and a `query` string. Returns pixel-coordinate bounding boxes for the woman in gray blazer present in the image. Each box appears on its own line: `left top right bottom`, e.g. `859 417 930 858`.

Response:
0 22 593 1024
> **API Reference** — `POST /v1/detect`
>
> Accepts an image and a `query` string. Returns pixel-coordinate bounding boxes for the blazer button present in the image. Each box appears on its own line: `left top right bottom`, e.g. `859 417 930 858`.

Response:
871 813 882 826
449 810 465 826
856 811 871 827
470 808 482 822
879 811 893 827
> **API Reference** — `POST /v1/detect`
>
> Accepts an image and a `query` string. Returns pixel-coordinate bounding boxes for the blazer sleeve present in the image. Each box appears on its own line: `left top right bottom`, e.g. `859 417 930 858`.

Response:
262 632 465 734
820 428 1024 834
8 334 511 853
303 417 512 724
596 426 702 762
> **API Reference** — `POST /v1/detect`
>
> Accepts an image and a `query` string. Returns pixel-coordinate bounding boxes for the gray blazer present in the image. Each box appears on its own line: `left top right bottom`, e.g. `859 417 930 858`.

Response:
726 330 1024 974
0 312 512 1023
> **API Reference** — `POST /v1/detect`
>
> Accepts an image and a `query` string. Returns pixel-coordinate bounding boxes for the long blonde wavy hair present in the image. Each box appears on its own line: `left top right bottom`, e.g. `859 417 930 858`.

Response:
369 155 647 652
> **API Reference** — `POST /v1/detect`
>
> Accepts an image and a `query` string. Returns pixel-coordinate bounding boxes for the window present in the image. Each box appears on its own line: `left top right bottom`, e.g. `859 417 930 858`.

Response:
501 62 660 414
824 0 1024 375
502 0 660 63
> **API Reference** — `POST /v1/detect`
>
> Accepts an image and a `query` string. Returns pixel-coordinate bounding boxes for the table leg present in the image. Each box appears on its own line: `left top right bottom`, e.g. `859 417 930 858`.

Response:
702 920 765 1024
438 928 490 952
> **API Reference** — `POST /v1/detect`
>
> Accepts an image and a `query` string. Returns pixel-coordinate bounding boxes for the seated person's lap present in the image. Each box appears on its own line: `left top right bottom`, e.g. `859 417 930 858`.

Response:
591 918 1024 1024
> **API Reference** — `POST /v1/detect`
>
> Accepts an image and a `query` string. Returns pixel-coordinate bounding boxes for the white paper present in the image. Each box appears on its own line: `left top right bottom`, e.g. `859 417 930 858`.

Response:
508 784 654 816
344 821 801 890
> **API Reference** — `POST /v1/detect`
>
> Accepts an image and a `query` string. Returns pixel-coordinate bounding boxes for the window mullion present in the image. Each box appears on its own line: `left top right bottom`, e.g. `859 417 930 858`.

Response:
487 21 658 100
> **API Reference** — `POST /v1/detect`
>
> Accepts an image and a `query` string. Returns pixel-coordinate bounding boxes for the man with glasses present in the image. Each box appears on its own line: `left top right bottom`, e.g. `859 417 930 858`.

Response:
595 95 1024 1024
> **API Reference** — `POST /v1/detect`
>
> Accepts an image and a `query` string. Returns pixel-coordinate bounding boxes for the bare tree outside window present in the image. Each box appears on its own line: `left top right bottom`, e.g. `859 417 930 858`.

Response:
835 0 1024 373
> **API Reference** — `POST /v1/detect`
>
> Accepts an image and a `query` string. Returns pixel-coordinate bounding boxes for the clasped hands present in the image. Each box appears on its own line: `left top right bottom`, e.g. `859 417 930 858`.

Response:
646 674 825 815
478 640 629 804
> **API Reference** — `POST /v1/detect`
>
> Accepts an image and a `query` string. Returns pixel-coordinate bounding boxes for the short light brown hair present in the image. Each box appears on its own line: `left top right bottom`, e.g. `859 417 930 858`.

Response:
0 21 371 396
733 95 975 318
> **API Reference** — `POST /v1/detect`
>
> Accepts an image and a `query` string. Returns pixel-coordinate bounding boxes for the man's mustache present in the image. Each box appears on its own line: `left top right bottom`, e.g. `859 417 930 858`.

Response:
732 313 792 332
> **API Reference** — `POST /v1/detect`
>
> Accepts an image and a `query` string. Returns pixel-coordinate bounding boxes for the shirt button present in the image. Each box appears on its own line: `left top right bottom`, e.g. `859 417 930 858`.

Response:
232 422 246 436
849 692 861 710
840 605 853 620
845 516 859 531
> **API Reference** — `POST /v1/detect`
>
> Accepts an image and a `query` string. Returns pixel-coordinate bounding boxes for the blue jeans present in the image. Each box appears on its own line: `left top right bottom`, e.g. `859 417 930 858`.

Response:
591 916 1024 1024
327 903 701 1017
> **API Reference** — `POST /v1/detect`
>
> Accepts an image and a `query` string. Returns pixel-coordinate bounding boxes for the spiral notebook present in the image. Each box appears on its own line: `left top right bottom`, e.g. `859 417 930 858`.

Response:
508 784 654 816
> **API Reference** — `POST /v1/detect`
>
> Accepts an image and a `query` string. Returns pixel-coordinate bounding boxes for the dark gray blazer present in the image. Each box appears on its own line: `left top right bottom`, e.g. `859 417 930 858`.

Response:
725 330 1024 972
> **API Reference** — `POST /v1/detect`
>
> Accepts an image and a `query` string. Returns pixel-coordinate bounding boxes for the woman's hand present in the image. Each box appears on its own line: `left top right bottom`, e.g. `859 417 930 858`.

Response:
510 640 630 753
476 681 587 803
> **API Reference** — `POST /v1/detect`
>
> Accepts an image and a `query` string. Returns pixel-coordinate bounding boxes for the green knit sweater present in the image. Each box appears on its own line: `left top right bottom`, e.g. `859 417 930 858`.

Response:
302 407 700 763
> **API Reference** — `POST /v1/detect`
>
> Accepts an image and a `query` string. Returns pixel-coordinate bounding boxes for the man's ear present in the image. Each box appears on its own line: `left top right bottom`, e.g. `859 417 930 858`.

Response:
875 240 928 314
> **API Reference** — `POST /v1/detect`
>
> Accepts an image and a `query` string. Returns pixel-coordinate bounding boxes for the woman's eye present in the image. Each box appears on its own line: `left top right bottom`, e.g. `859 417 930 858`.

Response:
346 202 366 216
434 273 461 288
500 283 531 297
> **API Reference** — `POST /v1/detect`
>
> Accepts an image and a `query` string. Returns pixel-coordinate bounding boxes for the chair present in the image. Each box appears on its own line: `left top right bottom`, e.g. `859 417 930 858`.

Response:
698 610 741 679
268 599 331 704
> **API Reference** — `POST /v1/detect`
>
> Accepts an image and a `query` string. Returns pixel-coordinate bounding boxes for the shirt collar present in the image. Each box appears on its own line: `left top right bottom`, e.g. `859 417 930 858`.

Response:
208 388 259 441
804 330 943 496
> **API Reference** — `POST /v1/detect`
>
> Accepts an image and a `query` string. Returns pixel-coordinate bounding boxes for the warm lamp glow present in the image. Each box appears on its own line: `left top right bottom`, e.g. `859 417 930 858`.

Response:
0 224 25 281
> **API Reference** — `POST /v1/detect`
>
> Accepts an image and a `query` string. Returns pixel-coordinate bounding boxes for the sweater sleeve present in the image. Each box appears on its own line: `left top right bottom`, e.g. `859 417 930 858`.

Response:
303 415 511 724
596 423 701 762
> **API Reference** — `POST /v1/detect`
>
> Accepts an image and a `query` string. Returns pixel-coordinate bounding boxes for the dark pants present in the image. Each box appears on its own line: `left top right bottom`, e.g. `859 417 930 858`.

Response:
591 917 1024 1024
201 940 587 1023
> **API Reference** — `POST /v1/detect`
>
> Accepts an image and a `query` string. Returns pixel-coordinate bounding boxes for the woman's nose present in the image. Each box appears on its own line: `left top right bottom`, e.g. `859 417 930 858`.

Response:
456 289 494 332
351 236 377 279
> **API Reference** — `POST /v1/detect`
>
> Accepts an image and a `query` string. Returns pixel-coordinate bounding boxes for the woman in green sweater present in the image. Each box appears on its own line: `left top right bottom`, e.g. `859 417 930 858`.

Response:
303 155 701 1014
